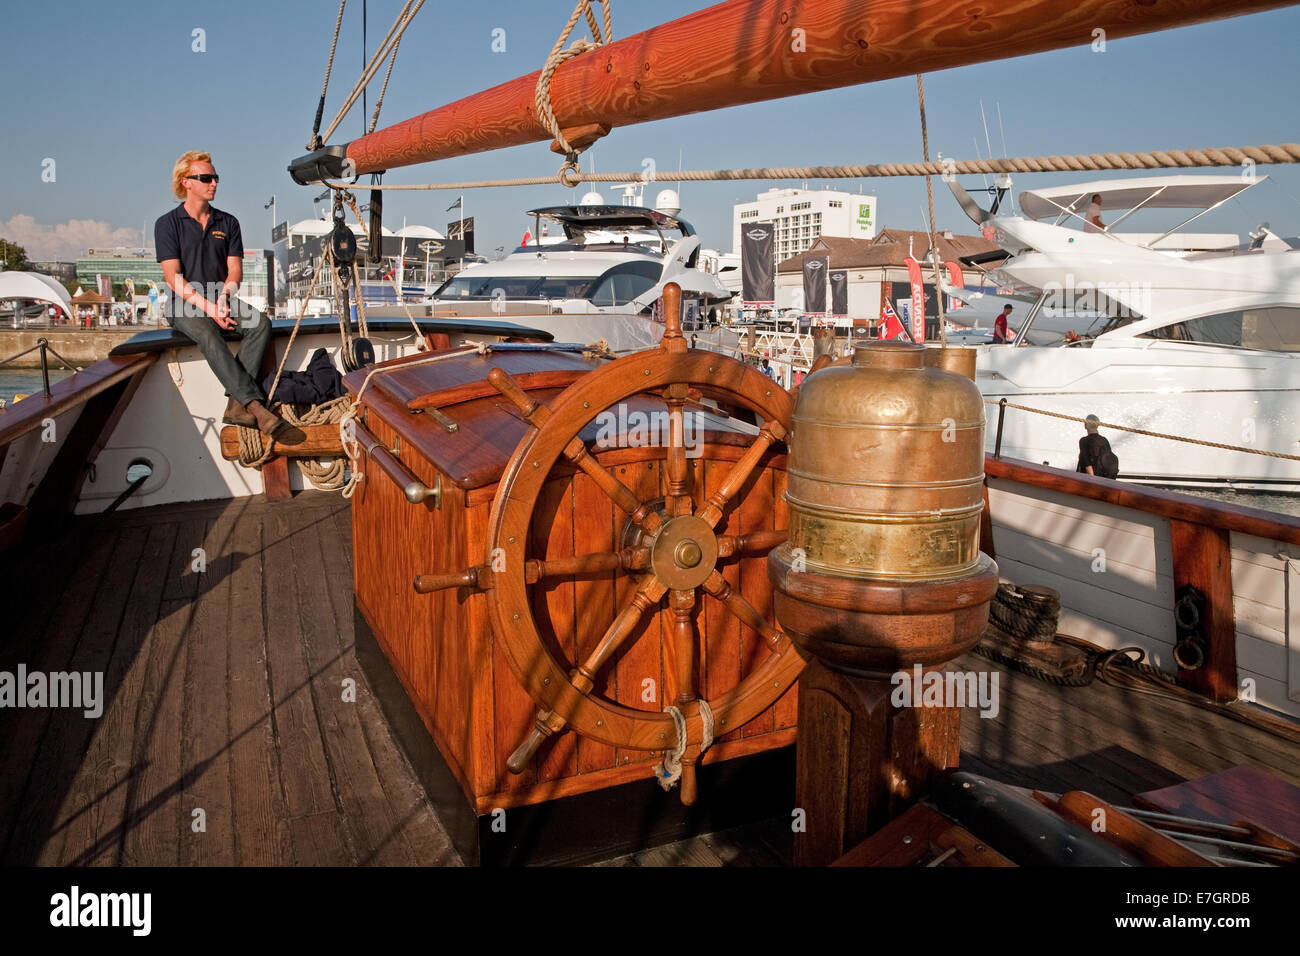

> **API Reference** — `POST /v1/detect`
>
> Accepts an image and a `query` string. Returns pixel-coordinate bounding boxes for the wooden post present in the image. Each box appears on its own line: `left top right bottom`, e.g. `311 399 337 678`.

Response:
1169 519 1237 701
796 662 961 866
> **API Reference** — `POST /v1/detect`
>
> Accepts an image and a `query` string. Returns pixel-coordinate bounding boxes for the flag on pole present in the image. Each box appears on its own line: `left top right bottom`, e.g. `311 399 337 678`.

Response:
879 302 906 341
520 229 532 246
904 256 926 343
447 197 462 211
264 197 275 209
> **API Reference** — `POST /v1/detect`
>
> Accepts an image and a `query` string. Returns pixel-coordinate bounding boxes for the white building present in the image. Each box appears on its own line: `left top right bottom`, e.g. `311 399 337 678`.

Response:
732 187 878 261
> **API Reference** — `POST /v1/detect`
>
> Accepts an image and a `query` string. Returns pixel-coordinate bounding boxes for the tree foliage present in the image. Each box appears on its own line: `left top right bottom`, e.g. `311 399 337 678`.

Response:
1 238 34 272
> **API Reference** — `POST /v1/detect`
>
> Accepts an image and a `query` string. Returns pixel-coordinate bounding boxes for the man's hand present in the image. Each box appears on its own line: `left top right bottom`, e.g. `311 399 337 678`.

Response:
211 294 235 330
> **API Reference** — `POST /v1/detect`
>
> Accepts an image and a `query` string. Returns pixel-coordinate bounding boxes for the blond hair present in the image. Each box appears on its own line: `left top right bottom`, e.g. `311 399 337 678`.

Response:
171 150 212 199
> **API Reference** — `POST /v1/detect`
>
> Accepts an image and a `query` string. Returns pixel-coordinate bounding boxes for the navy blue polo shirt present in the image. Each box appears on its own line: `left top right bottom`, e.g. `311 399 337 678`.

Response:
155 203 243 316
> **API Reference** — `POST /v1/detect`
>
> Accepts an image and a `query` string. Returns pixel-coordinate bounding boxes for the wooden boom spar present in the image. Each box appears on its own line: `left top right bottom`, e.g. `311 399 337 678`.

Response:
290 0 1299 181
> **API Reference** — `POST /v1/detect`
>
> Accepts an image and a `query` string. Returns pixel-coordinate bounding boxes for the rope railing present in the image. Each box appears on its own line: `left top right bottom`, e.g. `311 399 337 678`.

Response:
315 143 1300 191
987 399 1300 463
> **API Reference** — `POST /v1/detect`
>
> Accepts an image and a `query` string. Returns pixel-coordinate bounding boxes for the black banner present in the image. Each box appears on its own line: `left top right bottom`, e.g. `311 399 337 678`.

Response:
830 269 848 316
740 222 774 303
447 217 475 254
802 255 829 314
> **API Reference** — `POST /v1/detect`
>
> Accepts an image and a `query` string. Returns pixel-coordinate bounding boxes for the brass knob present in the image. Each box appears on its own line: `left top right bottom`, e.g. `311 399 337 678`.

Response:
675 540 702 568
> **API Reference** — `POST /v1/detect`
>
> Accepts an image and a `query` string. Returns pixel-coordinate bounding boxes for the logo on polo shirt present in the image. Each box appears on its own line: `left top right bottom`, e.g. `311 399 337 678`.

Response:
211 230 227 239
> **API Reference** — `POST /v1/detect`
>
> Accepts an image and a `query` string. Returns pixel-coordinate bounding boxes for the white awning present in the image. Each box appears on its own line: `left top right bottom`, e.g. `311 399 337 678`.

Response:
0 272 73 312
1018 175 1264 220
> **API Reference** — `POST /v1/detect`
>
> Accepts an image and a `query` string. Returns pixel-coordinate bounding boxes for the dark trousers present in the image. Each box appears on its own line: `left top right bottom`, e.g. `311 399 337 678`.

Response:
167 299 271 407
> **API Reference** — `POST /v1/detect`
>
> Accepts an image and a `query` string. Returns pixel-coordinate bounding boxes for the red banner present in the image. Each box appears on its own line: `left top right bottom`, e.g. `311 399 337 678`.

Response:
905 256 925 343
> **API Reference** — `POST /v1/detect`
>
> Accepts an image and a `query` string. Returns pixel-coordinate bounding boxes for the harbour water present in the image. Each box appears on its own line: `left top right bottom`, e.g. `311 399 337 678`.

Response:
0 368 76 405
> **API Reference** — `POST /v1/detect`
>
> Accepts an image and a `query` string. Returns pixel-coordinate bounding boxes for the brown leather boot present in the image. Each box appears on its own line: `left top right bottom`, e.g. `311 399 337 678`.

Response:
246 400 290 437
222 396 257 427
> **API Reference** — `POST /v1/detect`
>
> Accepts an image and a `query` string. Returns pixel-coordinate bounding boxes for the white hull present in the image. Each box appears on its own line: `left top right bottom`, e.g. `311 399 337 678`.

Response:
979 341 1300 488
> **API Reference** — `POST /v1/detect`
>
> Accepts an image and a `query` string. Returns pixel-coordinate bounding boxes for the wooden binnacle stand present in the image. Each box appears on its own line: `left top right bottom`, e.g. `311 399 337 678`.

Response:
407 282 804 811
768 340 998 866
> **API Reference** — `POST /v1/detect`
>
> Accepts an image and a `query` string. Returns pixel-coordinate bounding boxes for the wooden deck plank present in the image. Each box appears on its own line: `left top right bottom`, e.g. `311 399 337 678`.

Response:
17 526 147 866
58 521 177 865
0 524 121 864
291 495 414 866
225 501 292 866
179 509 240 866
263 503 353 865
327 502 460 866
120 516 207 866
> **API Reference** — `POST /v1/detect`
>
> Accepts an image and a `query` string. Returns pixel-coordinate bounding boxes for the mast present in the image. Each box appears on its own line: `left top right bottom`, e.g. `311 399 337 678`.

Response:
291 0 1298 181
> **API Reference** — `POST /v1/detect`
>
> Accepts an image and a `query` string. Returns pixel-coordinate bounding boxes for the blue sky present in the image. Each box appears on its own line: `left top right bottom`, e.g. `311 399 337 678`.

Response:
2 1 1298 259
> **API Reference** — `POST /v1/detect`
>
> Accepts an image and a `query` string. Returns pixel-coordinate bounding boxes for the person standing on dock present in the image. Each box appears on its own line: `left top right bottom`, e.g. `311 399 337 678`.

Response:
155 150 287 436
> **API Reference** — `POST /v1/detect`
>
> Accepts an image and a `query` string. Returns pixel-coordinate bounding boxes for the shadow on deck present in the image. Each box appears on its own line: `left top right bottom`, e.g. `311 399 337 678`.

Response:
1 491 1296 866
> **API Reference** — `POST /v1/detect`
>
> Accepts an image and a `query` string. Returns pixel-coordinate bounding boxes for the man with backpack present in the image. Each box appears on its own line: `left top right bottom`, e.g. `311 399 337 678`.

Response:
1077 414 1119 479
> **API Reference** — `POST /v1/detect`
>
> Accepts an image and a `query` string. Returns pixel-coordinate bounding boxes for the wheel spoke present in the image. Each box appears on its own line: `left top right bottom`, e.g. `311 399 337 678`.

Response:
572 574 668 692
663 384 694 517
715 529 787 560
696 420 786 529
505 572 666 772
662 588 699 707
702 570 783 652
526 546 650 583
562 435 664 535
490 365 662 536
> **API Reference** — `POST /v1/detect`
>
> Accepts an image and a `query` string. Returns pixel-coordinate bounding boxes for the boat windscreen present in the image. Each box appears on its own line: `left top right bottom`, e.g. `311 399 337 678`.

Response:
434 275 597 299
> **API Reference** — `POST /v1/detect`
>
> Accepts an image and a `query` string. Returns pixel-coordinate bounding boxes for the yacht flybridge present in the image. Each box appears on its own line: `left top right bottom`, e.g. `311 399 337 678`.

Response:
427 197 736 354
948 173 1300 490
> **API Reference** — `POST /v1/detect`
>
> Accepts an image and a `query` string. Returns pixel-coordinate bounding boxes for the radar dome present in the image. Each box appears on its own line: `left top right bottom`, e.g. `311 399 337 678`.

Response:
655 189 681 216
579 191 604 207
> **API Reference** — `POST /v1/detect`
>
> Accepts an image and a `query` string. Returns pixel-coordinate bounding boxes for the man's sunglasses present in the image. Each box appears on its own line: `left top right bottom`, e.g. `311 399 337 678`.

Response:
186 173 220 184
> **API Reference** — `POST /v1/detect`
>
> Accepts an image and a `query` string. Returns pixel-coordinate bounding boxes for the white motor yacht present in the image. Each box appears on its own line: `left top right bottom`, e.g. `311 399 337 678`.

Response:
948 174 1300 491
424 192 738 355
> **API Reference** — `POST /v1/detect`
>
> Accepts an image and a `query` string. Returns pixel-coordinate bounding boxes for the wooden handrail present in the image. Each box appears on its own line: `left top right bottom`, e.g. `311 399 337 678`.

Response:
0 353 156 449
986 454 1300 546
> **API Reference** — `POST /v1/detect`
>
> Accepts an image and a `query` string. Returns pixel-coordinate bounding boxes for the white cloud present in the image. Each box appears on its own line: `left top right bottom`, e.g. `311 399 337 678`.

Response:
0 214 141 261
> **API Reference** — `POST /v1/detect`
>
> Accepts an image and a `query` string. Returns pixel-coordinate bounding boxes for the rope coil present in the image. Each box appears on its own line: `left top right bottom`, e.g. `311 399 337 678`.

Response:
655 698 714 791
534 0 613 181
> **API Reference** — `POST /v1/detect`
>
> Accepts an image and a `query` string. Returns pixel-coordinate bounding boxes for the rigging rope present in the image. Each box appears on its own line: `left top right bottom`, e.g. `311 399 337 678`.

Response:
320 0 423 146
534 0 613 183
309 0 348 150
988 400 1300 462
316 143 1300 191
368 29 402 134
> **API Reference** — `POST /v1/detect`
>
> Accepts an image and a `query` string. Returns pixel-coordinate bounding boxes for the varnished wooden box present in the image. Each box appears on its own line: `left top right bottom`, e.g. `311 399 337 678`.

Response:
347 348 797 817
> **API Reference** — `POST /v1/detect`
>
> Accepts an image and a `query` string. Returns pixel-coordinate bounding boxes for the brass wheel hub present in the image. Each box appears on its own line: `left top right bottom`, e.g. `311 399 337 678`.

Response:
651 514 718 590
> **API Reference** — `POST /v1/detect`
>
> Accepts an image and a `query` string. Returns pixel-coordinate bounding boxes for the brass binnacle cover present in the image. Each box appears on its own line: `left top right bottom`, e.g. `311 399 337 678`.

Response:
781 340 986 580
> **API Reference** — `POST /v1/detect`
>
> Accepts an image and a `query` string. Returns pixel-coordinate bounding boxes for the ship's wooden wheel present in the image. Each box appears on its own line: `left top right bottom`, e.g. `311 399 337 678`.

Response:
481 284 803 804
